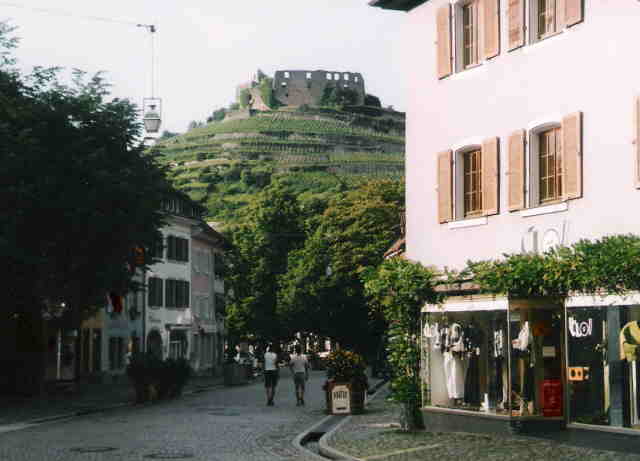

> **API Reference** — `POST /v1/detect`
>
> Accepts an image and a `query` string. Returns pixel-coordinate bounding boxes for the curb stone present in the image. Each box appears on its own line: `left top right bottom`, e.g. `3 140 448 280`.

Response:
316 382 389 461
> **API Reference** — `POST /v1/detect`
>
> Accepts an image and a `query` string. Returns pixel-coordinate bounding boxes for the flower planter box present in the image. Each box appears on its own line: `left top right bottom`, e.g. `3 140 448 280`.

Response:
325 381 366 415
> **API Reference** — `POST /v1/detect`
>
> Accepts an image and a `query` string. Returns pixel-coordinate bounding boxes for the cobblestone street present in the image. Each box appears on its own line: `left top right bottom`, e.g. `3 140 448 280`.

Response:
0 371 327 461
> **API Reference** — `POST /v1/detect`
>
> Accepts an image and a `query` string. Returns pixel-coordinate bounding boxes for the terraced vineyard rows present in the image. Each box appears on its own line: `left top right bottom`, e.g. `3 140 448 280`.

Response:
153 107 405 227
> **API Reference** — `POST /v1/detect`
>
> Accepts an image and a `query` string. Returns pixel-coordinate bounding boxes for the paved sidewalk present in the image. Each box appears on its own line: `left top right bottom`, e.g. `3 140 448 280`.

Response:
325 387 640 461
0 374 224 427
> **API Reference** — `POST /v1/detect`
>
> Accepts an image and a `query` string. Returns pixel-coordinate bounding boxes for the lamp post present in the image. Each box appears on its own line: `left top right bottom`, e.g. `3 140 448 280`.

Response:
138 24 162 134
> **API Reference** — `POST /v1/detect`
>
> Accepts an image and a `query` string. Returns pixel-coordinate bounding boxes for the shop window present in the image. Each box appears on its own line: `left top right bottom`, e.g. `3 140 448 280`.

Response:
508 301 565 418
567 305 640 430
422 309 508 413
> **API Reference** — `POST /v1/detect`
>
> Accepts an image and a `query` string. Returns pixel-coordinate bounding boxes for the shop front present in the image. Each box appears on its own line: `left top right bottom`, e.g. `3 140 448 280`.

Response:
421 296 566 434
421 294 640 449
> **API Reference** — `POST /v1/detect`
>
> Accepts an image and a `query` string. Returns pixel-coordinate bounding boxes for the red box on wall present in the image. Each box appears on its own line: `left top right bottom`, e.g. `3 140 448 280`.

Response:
541 379 563 417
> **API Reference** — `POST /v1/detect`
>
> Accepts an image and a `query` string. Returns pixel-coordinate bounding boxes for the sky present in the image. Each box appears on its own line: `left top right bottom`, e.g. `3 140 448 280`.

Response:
1 1 408 134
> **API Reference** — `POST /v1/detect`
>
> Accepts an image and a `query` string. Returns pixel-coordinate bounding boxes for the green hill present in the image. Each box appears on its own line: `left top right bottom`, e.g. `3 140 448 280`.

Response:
152 106 405 228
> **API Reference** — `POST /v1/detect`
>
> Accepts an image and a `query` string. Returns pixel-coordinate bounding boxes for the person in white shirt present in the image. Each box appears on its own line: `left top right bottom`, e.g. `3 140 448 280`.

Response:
263 343 279 406
288 345 309 406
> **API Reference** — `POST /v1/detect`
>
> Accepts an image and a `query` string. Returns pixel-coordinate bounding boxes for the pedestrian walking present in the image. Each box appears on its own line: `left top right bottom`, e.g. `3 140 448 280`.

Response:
263 343 279 406
288 345 309 406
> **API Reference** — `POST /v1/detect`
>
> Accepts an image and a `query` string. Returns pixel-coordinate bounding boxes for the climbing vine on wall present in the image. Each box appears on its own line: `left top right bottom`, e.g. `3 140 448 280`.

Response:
363 258 443 431
465 234 640 299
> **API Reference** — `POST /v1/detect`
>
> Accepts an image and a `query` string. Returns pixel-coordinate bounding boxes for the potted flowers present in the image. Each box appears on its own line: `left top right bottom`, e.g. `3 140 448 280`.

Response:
323 349 369 414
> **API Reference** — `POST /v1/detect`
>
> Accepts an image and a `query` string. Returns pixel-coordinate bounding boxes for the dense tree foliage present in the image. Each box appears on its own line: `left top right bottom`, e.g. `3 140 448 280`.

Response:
277 180 404 355
225 182 305 344
363 258 443 431
0 22 175 392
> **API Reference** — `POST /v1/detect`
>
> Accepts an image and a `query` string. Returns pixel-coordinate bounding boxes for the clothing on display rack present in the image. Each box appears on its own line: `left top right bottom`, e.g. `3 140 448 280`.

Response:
463 322 482 406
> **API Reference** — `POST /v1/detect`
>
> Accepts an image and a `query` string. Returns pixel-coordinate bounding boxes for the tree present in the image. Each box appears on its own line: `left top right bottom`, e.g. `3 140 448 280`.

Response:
0 22 175 393
239 89 251 108
278 180 404 356
362 258 443 431
365 94 382 107
207 107 227 123
159 130 179 140
187 120 203 131
225 182 305 346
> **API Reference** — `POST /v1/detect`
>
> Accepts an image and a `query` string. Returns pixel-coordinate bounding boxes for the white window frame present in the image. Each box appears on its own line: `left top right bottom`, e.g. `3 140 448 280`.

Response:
529 0 559 44
454 0 482 73
453 144 483 221
527 121 562 209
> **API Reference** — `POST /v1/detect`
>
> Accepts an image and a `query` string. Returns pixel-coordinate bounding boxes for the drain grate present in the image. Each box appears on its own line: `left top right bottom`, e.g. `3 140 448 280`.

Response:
144 451 195 459
70 447 118 453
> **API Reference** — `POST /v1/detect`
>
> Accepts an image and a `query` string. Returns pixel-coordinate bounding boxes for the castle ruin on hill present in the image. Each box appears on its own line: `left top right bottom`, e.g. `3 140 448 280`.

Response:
236 69 366 110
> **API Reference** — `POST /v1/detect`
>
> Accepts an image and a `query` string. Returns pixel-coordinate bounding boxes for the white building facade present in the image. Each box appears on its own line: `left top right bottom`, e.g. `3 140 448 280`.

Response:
372 0 640 449
145 199 200 361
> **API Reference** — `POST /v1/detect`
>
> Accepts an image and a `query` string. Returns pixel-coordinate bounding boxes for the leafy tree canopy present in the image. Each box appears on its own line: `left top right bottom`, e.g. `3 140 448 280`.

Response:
278 179 404 355
0 22 175 320
225 181 305 344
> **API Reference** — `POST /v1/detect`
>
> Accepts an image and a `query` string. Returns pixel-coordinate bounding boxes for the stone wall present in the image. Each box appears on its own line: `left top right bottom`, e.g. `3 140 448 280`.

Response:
272 70 366 107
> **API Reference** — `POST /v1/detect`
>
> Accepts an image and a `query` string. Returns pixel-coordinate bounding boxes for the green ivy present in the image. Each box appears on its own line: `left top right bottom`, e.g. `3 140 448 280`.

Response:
363 258 443 431
466 234 640 299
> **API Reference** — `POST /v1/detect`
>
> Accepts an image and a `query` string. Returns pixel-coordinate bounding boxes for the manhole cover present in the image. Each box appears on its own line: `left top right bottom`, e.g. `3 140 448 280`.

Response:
70 447 118 453
144 452 195 459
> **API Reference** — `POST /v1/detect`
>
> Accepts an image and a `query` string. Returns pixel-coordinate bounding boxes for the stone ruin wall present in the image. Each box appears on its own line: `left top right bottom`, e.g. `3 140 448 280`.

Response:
272 70 366 107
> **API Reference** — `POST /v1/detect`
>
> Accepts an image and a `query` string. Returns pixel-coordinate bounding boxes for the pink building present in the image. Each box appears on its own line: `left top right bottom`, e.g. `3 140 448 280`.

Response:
372 0 640 450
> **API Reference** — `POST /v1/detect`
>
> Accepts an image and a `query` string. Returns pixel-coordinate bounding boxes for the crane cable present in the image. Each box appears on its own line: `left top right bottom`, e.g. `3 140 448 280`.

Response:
1 1 159 122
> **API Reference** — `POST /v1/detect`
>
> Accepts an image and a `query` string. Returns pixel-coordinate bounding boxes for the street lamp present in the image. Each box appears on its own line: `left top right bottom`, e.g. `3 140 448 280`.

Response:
138 24 162 134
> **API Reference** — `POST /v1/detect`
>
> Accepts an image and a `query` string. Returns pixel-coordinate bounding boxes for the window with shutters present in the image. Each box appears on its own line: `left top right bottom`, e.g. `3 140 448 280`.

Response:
538 127 562 203
151 237 164 259
148 277 163 308
166 279 190 308
534 0 557 40
529 0 583 44
167 236 189 262
461 1 479 68
463 149 483 216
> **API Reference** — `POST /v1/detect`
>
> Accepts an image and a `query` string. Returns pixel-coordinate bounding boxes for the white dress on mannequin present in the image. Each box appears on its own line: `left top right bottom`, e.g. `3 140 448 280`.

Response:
443 323 466 400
